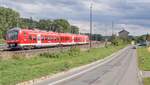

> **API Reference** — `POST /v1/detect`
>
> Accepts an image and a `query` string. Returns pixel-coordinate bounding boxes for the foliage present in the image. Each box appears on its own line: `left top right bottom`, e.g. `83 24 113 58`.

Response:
111 34 131 46
53 19 71 33
135 34 150 44
50 20 63 32
83 33 103 41
19 18 38 28
0 7 20 38
0 45 125 85
70 25 79 34
0 7 80 40
37 19 52 31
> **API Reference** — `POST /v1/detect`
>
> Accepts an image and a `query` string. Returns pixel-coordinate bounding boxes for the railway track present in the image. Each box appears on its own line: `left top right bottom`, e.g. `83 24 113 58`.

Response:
0 42 107 59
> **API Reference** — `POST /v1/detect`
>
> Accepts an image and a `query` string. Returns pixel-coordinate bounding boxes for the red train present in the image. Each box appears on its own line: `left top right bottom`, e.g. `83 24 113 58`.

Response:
6 27 89 49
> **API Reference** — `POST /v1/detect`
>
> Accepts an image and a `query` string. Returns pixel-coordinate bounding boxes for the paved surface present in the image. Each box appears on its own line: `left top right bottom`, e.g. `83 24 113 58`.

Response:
142 71 150 78
35 46 140 85
0 44 6 51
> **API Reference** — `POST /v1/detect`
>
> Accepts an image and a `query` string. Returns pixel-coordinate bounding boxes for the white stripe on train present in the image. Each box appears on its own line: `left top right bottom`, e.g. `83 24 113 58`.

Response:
18 42 88 47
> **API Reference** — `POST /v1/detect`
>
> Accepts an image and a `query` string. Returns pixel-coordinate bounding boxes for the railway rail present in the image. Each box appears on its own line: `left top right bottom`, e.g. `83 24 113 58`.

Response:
0 41 107 59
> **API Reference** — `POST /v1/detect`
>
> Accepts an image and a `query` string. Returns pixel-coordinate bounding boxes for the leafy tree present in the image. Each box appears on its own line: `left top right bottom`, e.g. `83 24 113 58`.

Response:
37 19 52 31
20 18 38 29
92 34 103 41
0 7 81 40
53 19 71 33
70 25 79 34
51 21 63 32
0 7 20 38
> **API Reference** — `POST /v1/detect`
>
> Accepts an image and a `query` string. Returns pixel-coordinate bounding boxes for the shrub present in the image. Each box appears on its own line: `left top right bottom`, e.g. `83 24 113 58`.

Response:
39 53 60 58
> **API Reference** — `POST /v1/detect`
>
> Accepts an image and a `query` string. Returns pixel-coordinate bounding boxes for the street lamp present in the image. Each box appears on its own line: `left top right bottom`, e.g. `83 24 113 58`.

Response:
90 0 93 48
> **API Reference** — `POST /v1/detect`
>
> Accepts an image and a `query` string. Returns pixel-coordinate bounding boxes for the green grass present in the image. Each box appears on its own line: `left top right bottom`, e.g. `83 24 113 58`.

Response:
138 47 150 71
0 45 126 85
138 47 150 85
144 78 150 85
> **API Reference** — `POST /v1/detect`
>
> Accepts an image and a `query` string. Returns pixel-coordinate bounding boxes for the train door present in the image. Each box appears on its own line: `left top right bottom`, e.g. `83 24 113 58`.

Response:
37 34 41 45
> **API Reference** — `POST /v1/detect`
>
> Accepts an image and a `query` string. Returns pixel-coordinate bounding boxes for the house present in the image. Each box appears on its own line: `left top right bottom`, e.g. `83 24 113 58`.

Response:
118 29 129 39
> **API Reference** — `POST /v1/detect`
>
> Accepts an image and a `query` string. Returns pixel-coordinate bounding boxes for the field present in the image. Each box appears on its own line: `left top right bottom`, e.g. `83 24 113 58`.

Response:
0 45 125 85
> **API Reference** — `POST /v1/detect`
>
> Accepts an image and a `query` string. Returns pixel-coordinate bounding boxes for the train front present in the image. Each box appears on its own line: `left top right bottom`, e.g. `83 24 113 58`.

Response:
6 27 21 48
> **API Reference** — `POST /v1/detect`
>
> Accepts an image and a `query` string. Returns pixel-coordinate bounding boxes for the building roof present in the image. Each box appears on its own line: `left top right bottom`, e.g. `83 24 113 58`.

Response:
119 29 129 34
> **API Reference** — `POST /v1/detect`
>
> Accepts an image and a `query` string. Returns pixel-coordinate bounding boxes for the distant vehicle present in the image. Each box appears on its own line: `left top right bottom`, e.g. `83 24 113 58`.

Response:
132 46 136 49
6 27 89 49
138 43 147 46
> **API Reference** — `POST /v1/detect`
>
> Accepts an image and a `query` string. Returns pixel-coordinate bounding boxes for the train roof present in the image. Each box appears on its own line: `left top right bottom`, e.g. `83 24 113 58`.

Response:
8 27 88 37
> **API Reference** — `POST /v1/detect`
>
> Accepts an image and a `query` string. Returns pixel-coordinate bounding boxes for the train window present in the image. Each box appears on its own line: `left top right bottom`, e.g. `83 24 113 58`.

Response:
61 37 63 40
78 38 80 41
48 36 50 40
45 36 48 40
51 37 53 40
66 37 69 41
38 36 40 41
29 35 32 40
41 36 44 41
54 37 57 41
57 37 59 41
33 36 36 40
24 32 26 36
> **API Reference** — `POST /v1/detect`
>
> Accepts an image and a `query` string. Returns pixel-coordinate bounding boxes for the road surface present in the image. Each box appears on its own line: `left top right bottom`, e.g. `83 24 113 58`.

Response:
35 46 140 85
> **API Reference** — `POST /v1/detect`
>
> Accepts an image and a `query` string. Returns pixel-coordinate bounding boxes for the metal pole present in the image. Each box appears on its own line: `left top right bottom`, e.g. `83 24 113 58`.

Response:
112 21 114 35
90 0 93 48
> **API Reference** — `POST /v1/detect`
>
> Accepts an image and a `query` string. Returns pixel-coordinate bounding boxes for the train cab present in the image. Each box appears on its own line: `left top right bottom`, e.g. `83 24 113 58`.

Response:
6 27 21 48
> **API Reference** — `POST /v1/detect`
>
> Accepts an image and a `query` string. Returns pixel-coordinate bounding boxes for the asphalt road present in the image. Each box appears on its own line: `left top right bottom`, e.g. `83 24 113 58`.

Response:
35 46 140 85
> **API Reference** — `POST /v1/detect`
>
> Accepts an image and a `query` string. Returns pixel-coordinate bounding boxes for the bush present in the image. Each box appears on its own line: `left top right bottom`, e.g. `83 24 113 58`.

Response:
68 47 80 56
39 53 60 58
12 54 25 60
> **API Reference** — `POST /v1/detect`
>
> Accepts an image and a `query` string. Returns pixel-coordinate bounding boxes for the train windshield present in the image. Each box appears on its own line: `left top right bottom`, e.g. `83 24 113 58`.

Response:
7 30 19 40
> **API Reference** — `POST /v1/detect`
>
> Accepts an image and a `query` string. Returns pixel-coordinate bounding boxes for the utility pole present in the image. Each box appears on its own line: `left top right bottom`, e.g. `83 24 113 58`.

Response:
105 24 108 48
112 21 114 35
90 0 93 48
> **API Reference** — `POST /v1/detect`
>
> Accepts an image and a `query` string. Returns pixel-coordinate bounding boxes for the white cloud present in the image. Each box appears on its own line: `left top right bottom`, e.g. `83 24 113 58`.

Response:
81 0 112 12
70 20 90 33
1 0 150 36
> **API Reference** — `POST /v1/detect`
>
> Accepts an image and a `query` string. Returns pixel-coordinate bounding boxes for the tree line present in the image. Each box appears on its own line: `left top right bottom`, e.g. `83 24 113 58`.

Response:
0 7 79 39
0 7 106 41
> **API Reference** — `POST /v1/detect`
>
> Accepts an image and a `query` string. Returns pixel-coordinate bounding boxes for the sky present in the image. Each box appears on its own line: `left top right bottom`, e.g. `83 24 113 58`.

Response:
1 0 150 36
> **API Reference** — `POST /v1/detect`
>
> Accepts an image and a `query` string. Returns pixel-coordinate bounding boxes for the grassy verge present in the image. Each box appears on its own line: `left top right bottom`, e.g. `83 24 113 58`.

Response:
138 47 150 71
138 47 150 85
0 45 126 85
144 78 150 85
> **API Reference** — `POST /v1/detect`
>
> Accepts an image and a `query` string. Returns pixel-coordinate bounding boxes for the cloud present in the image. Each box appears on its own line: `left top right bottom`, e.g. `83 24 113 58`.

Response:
1 0 150 36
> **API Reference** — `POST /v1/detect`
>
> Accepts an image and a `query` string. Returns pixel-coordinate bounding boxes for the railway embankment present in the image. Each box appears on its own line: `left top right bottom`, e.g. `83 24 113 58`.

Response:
0 42 106 59
0 44 125 85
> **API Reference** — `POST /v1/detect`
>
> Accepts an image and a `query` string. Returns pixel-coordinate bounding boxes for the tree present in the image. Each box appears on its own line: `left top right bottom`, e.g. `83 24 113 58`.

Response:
70 25 79 34
0 7 20 38
36 19 52 31
51 22 63 32
20 18 38 29
92 34 103 41
53 19 71 33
